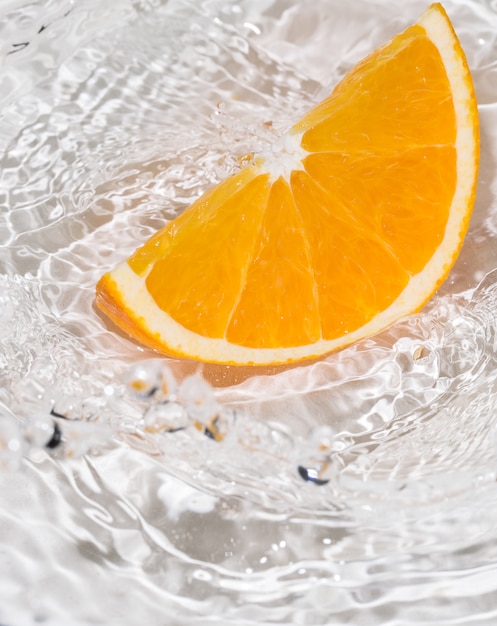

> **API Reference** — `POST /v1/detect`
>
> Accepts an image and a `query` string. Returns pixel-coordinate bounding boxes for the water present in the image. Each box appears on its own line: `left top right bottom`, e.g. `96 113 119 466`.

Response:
1 0 497 623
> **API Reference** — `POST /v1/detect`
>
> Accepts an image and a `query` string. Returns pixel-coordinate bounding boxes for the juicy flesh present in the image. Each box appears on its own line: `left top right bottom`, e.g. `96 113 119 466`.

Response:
126 23 457 350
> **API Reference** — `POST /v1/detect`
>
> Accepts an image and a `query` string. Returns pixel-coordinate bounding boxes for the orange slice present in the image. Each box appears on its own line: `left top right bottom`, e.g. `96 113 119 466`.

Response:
96 3 479 366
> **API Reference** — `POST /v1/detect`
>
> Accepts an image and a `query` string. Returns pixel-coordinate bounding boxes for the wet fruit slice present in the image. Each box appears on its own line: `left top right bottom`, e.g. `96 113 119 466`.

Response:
96 3 479 366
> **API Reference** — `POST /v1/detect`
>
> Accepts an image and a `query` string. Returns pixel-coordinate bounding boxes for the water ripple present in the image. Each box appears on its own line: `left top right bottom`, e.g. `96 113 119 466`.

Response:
2 0 497 624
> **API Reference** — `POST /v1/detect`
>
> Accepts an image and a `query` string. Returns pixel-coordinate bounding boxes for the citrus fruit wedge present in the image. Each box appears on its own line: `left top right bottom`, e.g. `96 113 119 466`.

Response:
96 3 479 366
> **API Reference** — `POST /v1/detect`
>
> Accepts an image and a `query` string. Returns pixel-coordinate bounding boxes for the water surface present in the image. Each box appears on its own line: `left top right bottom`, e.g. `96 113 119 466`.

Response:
2 0 497 624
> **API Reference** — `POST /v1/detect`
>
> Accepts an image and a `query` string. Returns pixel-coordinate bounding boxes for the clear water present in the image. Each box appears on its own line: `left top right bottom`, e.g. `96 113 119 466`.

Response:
2 0 497 624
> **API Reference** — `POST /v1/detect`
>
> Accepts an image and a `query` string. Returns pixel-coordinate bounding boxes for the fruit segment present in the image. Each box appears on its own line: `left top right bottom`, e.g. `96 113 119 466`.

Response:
226 177 321 348
96 3 479 366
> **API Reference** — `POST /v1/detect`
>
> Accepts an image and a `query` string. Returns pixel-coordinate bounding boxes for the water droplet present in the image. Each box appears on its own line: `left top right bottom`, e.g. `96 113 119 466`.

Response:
309 425 335 454
204 407 237 442
123 361 161 398
143 401 190 433
24 414 57 448
413 345 429 361
63 421 113 459
0 414 24 471
178 374 218 424
45 423 63 449
50 393 81 420
297 461 332 486
160 365 178 398
81 395 108 420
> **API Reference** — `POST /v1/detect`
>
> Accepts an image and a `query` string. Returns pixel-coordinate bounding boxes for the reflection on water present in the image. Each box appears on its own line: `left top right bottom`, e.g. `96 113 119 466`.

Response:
2 0 497 624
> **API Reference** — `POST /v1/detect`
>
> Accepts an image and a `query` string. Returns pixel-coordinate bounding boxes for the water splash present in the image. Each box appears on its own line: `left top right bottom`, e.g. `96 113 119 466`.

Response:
2 0 497 624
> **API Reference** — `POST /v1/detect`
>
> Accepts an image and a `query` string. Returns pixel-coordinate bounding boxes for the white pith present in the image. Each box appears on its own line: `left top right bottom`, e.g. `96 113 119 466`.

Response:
258 132 308 182
107 4 478 366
